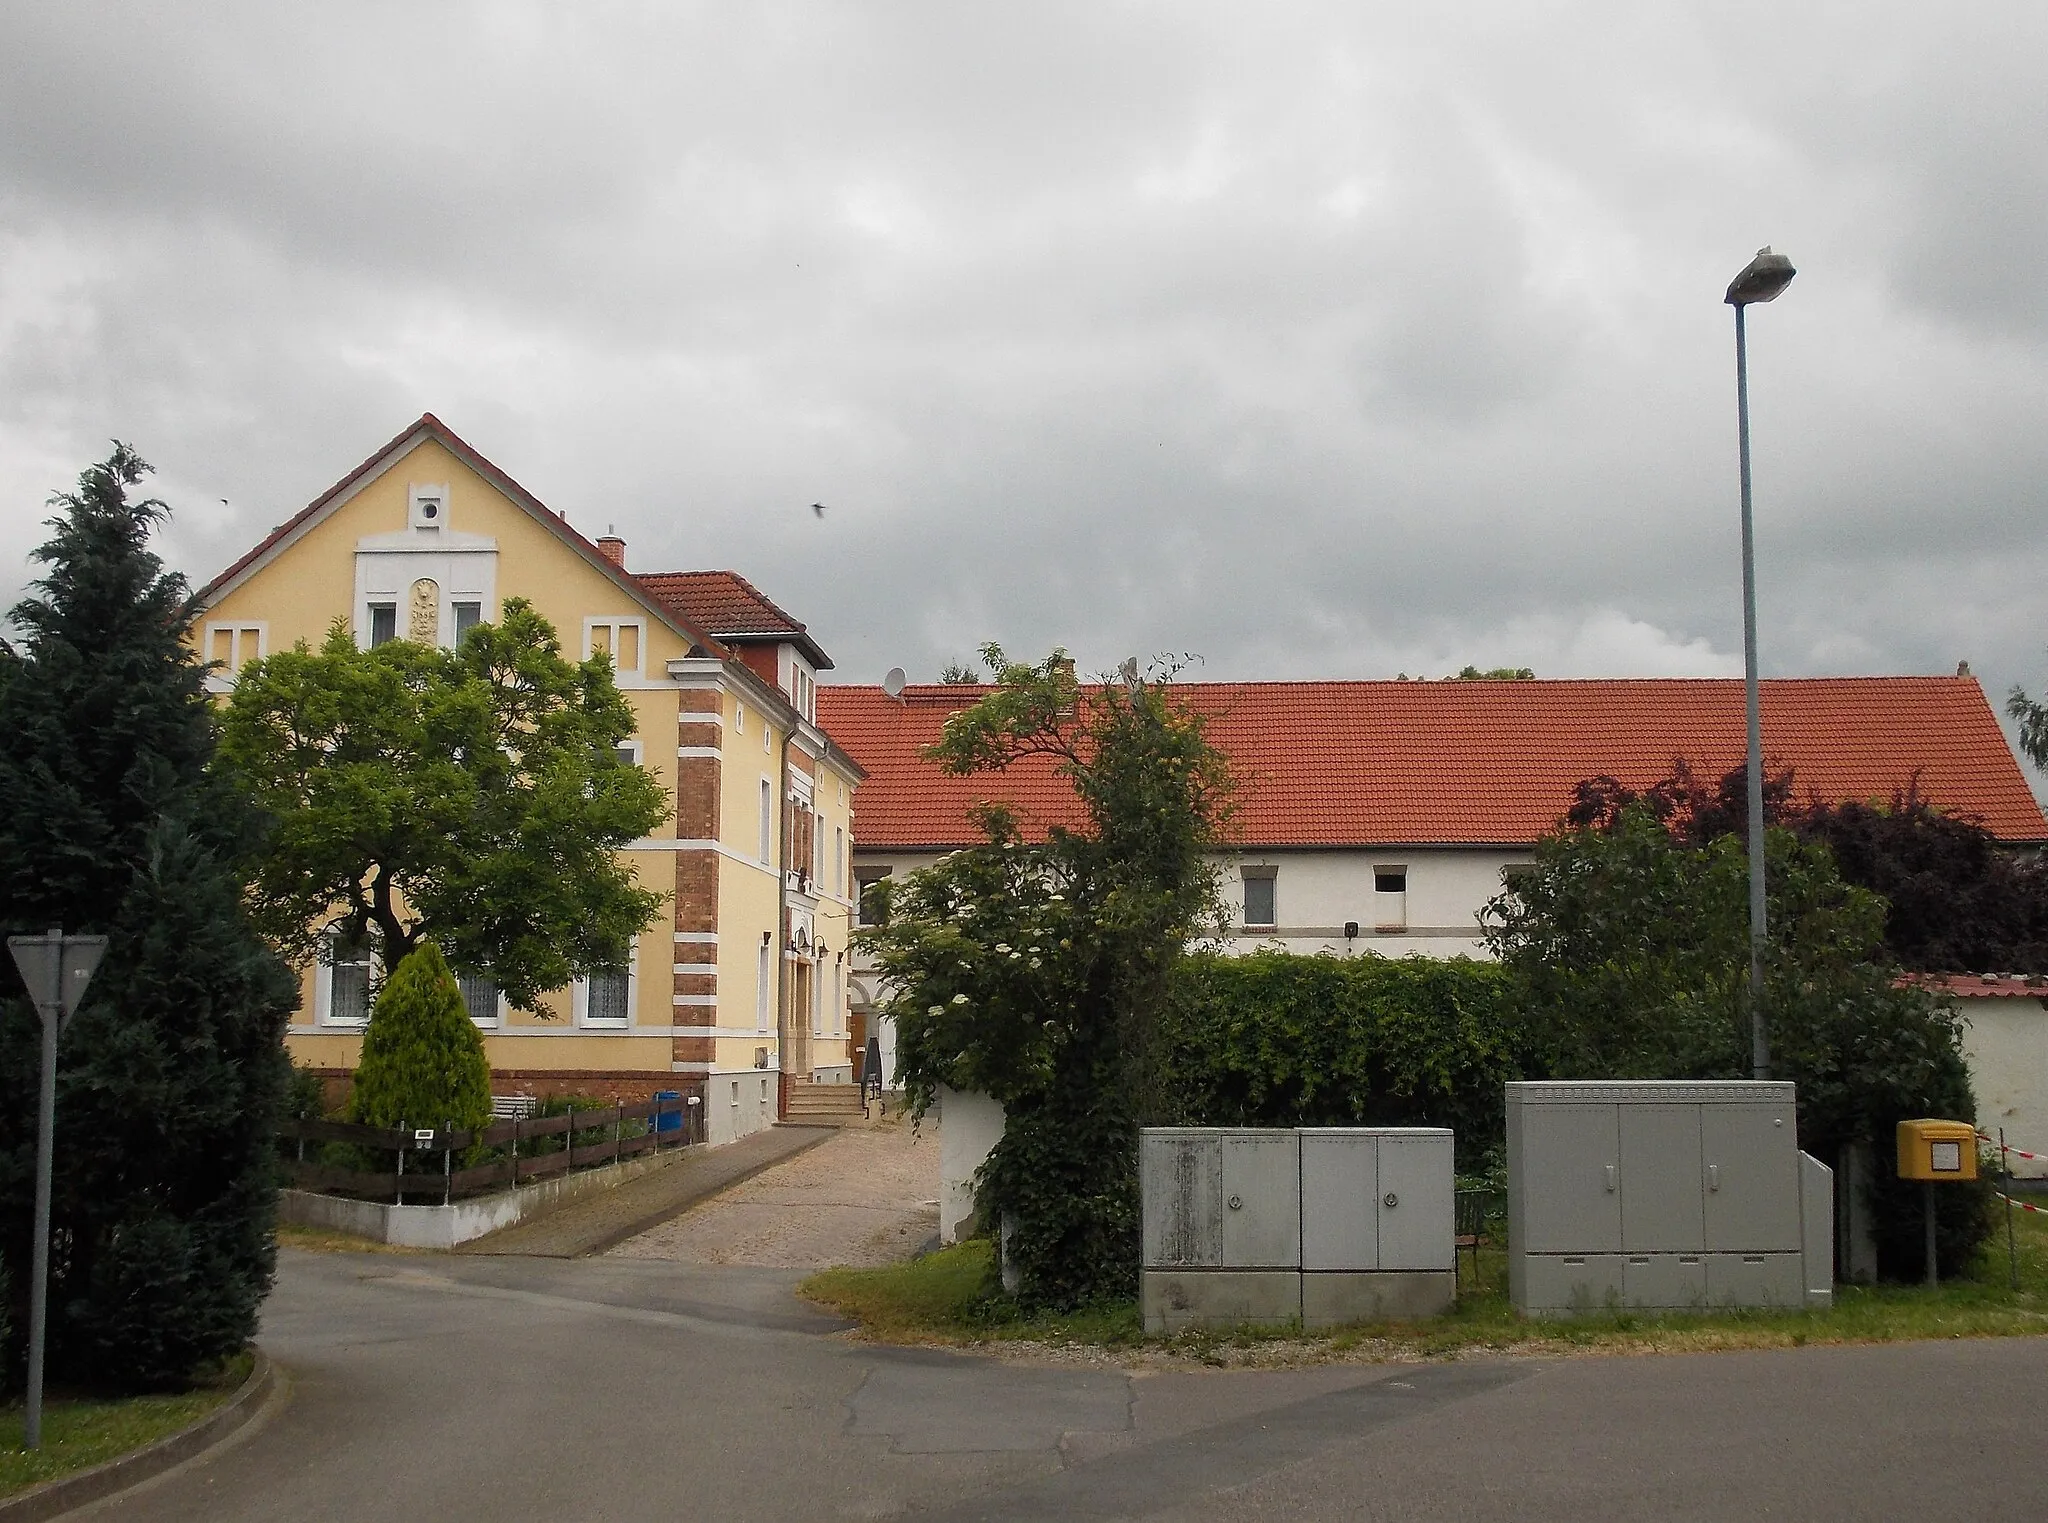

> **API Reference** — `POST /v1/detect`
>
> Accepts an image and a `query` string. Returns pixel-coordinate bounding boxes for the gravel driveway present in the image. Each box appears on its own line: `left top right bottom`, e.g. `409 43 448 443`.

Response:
607 1121 940 1268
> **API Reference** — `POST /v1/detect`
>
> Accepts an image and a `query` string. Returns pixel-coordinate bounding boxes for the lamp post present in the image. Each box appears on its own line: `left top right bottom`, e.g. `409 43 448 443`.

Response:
1725 246 1796 1081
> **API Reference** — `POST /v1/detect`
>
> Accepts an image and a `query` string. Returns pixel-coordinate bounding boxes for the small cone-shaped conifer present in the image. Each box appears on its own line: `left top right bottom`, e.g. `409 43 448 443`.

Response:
0 447 297 1393
348 943 492 1134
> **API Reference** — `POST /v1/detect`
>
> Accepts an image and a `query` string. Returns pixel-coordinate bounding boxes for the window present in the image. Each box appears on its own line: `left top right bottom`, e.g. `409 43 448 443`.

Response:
731 1079 740 1111
1374 866 1408 931
735 703 746 735
811 964 822 1037
1241 866 1277 929
368 603 398 647
457 971 501 1028
576 941 637 1028
205 623 266 674
759 778 774 863
584 619 645 677
319 931 374 1025
855 867 891 928
453 601 483 641
762 721 771 754
835 827 844 892
757 941 772 1031
615 739 642 768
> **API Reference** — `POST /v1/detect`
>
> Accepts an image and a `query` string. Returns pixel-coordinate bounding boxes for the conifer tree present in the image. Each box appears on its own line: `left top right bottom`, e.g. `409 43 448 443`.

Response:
0 446 296 1392
348 943 492 1134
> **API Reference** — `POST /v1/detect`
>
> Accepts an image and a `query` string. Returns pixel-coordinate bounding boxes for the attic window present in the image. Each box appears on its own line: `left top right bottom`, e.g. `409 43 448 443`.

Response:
368 603 398 647
585 619 645 677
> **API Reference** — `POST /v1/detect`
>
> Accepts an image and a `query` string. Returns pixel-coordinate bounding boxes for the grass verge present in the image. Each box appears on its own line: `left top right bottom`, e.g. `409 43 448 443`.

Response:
0 1353 252 1497
800 1201 2048 1365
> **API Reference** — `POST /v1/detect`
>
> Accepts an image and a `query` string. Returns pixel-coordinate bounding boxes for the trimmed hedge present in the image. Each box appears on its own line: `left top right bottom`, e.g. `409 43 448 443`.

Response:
1156 951 1532 1170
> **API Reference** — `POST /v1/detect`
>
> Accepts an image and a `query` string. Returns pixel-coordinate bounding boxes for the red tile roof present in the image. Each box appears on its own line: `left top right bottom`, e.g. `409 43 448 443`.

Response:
635 570 831 668
1902 973 2048 998
818 677 2048 850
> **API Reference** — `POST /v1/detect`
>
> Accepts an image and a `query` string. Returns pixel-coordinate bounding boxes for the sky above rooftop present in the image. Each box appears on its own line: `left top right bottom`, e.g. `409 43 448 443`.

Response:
3 4 2043 740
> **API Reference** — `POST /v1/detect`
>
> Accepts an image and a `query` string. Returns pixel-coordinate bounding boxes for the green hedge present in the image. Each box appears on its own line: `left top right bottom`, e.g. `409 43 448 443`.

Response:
1156 951 1533 1170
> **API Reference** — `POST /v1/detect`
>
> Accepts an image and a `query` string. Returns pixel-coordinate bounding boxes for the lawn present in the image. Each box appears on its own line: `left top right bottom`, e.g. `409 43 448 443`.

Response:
0 1353 252 1498
799 1199 2048 1364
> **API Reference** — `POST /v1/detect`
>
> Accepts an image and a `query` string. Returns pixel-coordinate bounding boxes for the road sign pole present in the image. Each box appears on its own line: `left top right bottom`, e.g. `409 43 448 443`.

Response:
25 993 59 1450
8 927 108 1452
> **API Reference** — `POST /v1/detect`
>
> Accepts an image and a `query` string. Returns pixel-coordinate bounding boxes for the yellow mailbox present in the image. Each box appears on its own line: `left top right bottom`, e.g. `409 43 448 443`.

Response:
1897 1119 1978 1182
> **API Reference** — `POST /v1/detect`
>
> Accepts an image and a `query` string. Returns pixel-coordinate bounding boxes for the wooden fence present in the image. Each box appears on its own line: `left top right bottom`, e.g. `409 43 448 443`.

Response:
278 1094 705 1205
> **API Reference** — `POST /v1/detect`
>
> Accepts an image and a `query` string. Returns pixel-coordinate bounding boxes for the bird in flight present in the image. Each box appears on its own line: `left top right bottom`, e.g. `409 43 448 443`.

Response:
812 502 829 518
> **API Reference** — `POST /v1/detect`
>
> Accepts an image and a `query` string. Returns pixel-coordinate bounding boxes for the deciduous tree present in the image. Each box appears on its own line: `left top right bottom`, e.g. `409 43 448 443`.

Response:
218 604 668 1008
867 647 1234 1307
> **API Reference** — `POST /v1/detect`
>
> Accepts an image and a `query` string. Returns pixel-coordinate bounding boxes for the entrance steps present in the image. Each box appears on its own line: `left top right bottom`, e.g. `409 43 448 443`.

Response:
783 1081 878 1127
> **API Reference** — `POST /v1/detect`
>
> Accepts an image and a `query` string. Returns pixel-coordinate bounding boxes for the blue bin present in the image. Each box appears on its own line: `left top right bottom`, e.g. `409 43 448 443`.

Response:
654 1090 683 1134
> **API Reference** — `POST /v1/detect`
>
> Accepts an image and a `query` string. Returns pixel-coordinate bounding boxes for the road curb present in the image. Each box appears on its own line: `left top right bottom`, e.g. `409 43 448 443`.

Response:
574 1125 838 1257
0 1348 280 1522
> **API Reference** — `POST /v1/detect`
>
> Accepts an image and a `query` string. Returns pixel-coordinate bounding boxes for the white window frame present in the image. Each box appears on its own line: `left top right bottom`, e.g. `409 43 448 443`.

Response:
615 738 644 768
757 941 772 1032
834 827 844 893
201 621 267 687
1241 867 1278 930
451 600 485 643
759 778 773 864
456 969 505 1029
582 617 648 678
735 702 746 735
365 601 399 648
573 939 639 1029
1373 865 1409 931
314 927 377 1027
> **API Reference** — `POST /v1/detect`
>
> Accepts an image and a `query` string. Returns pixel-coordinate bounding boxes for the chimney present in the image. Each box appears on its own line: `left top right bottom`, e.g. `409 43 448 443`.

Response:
596 534 626 569
1957 660 1972 678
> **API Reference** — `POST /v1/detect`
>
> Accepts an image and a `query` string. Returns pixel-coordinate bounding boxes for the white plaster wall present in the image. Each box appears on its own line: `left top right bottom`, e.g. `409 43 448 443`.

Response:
705 1068 779 1146
1219 847 1529 960
937 1085 1007 1245
1954 996 2048 1177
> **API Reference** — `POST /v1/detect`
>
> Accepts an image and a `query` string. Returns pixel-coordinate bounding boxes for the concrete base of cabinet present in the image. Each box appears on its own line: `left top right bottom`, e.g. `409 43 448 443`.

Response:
1300 1270 1455 1328
1515 1250 1808 1316
1141 1270 1300 1333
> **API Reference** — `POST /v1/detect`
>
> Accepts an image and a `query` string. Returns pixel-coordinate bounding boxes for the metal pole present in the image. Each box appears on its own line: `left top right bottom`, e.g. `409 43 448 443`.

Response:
1924 1181 1938 1289
25 972 60 1451
2003 1128 2019 1292
1735 301 1770 1081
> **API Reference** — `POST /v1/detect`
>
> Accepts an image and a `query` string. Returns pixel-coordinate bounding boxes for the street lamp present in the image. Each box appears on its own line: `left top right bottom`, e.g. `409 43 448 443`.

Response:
1725 246 1795 1081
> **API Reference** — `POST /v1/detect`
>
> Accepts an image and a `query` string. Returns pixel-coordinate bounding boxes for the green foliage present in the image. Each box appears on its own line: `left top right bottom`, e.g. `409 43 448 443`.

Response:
217 601 667 1008
0 447 297 1393
1485 803 1988 1277
2009 674 2048 776
870 647 1234 1308
347 943 492 1133
1155 952 1529 1171
285 1062 330 1121
1450 665 1535 680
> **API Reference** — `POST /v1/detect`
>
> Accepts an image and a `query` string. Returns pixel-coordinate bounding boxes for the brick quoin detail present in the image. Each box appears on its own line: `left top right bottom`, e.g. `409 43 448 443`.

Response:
677 690 722 716
670 1035 715 1066
676 756 720 838
673 848 719 934
672 972 718 998
677 720 722 749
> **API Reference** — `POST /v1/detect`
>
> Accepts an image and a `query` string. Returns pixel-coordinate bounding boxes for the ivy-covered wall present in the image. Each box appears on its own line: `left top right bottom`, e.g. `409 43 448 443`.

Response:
1156 951 1533 1171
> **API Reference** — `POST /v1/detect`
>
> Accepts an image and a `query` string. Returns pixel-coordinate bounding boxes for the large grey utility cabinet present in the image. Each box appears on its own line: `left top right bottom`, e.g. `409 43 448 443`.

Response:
1140 1127 1455 1333
1507 1080 1834 1315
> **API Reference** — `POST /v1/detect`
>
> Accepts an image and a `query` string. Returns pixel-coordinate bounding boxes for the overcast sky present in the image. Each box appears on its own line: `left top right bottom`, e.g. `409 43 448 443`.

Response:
4 4 2045 730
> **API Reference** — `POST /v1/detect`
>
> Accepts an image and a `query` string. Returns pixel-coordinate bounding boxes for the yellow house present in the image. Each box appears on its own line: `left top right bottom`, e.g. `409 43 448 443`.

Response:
194 415 862 1143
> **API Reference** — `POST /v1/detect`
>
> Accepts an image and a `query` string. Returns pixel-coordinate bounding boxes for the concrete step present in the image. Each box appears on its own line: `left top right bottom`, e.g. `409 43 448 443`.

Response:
784 1083 871 1126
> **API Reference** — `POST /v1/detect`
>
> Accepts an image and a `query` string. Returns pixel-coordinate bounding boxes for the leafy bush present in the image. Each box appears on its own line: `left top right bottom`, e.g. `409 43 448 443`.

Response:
1487 804 1991 1278
1156 952 1529 1172
348 943 491 1134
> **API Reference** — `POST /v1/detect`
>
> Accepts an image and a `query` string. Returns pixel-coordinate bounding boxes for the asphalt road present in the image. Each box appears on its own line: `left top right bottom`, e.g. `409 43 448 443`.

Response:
79 1249 2048 1522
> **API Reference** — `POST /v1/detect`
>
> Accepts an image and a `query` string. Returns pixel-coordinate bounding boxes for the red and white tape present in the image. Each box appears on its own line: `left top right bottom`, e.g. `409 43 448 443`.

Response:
1978 1131 2047 1162
1996 1191 2048 1214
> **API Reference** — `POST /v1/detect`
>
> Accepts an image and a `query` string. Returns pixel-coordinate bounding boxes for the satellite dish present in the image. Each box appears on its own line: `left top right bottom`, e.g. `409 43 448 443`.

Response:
882 667 907 699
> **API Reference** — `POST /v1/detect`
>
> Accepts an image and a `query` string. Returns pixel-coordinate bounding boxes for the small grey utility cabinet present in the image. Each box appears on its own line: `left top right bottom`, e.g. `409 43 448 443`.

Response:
1140 1127 1456 1333
1506 1080 1834 1316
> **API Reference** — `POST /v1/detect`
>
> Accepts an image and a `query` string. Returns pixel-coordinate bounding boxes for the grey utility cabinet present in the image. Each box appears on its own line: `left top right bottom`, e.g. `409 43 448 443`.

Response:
1141 1127 1455 1332
1506 1080 1835 1315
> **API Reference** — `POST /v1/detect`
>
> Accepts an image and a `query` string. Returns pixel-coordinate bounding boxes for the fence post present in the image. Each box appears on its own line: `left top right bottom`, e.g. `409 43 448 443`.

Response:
444 1120 453 1208
613 1101 622 1165
2004 1128 2019 1292
510 1113 521 1190
567 1104 575 1170
395 1119 405 1205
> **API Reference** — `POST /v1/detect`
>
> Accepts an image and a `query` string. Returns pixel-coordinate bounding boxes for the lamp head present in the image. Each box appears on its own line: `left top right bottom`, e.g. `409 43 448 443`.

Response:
1726 247 1796 306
